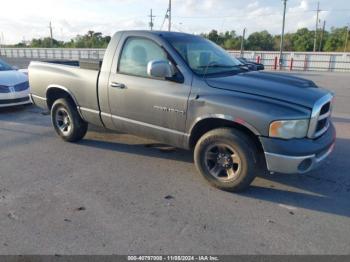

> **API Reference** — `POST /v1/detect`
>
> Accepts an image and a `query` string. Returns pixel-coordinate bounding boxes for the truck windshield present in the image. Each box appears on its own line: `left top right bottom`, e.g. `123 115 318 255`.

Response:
0 59 14 71
163 35 243 76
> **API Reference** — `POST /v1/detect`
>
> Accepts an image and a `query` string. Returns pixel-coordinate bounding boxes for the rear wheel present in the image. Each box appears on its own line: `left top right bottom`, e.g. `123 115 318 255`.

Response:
194 128 258 192
51 98 88 142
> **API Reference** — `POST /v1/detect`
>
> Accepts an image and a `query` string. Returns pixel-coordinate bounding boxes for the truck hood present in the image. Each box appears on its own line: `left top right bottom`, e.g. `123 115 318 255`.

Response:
0 70 28 86
206 71 330 108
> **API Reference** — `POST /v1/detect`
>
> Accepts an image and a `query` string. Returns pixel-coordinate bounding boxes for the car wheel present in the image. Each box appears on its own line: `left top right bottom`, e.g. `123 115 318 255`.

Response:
194 128 258 192
51 98 88 142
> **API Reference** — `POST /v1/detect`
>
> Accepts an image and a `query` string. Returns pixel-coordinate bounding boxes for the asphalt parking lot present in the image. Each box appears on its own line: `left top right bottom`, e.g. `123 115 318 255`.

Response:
0 71 349 255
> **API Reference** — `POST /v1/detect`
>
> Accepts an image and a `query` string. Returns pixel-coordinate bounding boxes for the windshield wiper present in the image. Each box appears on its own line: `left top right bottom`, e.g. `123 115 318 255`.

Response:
198 63 249 73
199 62 249 79
198 64 239 68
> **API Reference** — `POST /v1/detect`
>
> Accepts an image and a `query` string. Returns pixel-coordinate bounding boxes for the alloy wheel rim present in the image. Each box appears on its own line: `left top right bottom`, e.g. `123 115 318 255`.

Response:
55 108 72 136
204 143 242 182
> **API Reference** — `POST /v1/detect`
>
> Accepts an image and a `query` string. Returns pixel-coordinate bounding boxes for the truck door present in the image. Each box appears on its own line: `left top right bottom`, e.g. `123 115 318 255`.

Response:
108 36 191 146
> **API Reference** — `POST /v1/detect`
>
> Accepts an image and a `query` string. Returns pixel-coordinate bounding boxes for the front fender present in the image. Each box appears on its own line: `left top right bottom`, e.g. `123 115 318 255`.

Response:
185 88 311 137
189 113 260 136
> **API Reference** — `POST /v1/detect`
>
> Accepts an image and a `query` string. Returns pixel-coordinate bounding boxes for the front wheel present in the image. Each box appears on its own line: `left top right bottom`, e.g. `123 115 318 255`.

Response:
194 128 258 192
51 98 88 142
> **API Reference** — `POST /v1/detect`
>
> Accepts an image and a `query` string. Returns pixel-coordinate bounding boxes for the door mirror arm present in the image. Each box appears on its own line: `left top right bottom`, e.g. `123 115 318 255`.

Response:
166 72 184 84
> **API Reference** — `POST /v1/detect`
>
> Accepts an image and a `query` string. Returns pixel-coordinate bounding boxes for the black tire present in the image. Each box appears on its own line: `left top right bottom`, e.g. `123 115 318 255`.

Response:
194 128 258 192
51 98 88 142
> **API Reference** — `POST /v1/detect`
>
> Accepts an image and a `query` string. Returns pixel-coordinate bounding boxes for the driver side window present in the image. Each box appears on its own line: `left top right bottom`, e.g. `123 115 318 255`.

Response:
118 37 168 77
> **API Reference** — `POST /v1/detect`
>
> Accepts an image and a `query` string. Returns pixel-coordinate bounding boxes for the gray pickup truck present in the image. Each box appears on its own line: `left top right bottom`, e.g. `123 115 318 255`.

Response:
29 30 336 192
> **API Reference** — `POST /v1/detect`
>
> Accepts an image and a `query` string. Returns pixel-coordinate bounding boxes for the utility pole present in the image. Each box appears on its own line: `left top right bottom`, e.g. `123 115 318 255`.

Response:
49 21 53 47
160 0 172 31
149 9 155 31
240 28 246 57
319 20 326 52
279 0 287 66
313 2 321 52
168 0 172 31
345 25 349 52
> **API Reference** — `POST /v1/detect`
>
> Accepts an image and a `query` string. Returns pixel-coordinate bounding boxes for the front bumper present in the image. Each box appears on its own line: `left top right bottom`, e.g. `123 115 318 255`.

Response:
0 96 31 108
260 123 336 174
0 89 31 108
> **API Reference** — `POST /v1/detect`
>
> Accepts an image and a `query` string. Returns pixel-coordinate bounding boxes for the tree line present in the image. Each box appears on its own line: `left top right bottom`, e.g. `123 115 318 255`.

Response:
13 31 111 49
9 27 350 52
201 27 349 52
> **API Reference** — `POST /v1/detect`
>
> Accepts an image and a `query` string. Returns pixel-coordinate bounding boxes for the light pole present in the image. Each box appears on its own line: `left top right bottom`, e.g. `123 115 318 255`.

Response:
313 2 321 52
0 32 3 50
240 28 246 57
49 22 53 47
319 20 326 52
344 25 349 53
279 0 287 66
168 0 172 32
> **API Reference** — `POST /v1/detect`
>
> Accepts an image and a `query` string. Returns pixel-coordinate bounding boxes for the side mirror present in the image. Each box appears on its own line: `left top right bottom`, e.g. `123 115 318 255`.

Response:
147 60 174 78
12 66 19 70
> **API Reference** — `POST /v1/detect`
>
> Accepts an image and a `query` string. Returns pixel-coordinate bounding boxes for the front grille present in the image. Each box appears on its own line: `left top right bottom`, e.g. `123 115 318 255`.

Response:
316 118 328 133
0 81 29 93
14 81 30 92
320 102 331 115
0 85 9 93
308 94 333 139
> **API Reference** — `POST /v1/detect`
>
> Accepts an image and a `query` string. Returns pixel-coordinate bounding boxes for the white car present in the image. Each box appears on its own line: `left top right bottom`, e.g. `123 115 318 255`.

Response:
0 59 31 107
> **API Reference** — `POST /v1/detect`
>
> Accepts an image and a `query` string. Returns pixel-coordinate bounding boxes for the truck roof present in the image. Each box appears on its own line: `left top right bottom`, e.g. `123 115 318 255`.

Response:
115 30 198 39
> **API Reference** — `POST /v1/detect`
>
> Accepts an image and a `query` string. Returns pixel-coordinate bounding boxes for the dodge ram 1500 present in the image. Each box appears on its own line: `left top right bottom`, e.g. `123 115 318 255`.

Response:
29 31 336 191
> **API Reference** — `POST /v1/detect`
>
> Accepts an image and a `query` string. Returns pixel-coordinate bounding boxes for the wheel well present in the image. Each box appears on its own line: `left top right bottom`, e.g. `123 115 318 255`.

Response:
189 118 264 153
46 88 76 110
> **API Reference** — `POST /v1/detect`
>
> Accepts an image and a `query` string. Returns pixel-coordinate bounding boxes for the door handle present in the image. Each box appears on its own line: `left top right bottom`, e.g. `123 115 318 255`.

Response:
110 82 126 89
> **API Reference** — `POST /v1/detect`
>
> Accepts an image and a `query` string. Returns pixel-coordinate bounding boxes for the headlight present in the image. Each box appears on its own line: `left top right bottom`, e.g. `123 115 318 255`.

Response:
269 119 309 139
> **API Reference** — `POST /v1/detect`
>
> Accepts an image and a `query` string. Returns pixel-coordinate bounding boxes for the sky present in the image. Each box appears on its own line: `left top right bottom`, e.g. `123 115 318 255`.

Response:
0 0 349 44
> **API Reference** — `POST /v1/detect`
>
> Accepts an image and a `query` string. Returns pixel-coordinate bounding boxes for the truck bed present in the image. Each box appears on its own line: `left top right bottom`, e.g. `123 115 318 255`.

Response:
29 61 101 116
46 59 102 71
